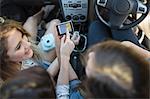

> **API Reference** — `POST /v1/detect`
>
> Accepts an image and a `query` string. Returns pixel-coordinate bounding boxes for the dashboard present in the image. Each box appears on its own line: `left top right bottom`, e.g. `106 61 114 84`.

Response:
60 0 88 23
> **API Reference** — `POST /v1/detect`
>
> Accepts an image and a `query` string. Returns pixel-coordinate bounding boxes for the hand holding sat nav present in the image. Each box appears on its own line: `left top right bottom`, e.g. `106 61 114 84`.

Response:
56 21 80 45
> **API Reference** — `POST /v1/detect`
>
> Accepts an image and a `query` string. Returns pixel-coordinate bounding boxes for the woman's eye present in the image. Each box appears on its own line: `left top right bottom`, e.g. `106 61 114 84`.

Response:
16 42 21 50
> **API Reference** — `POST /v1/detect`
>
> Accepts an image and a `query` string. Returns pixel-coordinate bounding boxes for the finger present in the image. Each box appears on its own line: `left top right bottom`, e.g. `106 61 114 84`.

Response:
66 29 70 39
61 35 65 45
71 41 75 50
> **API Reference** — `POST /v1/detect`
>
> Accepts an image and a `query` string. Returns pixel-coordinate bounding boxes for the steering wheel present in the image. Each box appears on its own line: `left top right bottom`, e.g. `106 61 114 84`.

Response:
95 0 150 29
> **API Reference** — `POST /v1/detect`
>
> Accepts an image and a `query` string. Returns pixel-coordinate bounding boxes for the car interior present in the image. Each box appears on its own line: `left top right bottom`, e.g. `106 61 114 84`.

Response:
0 0 150 78
41 0 149 78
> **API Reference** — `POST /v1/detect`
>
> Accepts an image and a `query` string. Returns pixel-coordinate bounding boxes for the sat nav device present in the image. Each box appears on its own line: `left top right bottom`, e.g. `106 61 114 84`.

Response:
57 20 74 36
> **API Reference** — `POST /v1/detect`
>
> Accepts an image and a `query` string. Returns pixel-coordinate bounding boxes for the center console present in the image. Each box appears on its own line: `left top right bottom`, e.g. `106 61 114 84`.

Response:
59 0 88 53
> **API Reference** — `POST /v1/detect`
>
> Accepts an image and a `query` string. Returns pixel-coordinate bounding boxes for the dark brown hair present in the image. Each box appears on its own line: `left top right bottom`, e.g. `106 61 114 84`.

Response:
84 40 149 98
0 66 56 99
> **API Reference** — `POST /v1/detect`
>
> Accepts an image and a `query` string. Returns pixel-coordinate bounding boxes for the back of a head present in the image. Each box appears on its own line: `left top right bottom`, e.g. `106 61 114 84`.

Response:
0 66 56 99
85 40 149 98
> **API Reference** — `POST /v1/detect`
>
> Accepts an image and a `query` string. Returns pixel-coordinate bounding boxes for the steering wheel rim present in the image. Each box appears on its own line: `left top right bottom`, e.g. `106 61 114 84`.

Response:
95 0 150 30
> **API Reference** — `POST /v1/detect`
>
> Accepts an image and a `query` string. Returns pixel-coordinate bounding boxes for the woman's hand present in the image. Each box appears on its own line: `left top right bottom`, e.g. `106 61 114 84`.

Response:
137 13 150 39
71 31 80 45
60 30 75 58
45 19 60 35
57 30 74 85
122 41 150 59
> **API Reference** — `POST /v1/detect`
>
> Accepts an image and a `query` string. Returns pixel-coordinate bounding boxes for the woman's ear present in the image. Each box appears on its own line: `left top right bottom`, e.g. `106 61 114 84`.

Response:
88 52 95 60
87 51 96 67
86 52 96 77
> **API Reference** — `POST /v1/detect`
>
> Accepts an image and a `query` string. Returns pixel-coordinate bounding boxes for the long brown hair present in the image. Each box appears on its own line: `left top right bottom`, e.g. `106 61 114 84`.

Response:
84 40 149 98
0 19 41 81
0 66 56 99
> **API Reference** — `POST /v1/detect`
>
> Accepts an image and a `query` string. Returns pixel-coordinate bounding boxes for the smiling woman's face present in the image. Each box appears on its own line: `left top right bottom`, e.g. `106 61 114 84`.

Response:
6 28 33 62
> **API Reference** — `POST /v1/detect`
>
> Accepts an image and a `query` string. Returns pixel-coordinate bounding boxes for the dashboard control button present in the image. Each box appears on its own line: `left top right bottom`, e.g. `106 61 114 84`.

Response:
73 15 79 20
66 15 72 20
80 15 86 20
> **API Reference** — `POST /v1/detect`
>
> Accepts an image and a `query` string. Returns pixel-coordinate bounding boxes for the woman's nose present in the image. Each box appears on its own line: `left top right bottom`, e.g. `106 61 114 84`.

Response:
22 40 31 48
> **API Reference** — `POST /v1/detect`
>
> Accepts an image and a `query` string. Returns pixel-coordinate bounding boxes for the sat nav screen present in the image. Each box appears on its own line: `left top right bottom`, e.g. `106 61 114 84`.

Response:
57 21 73 35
